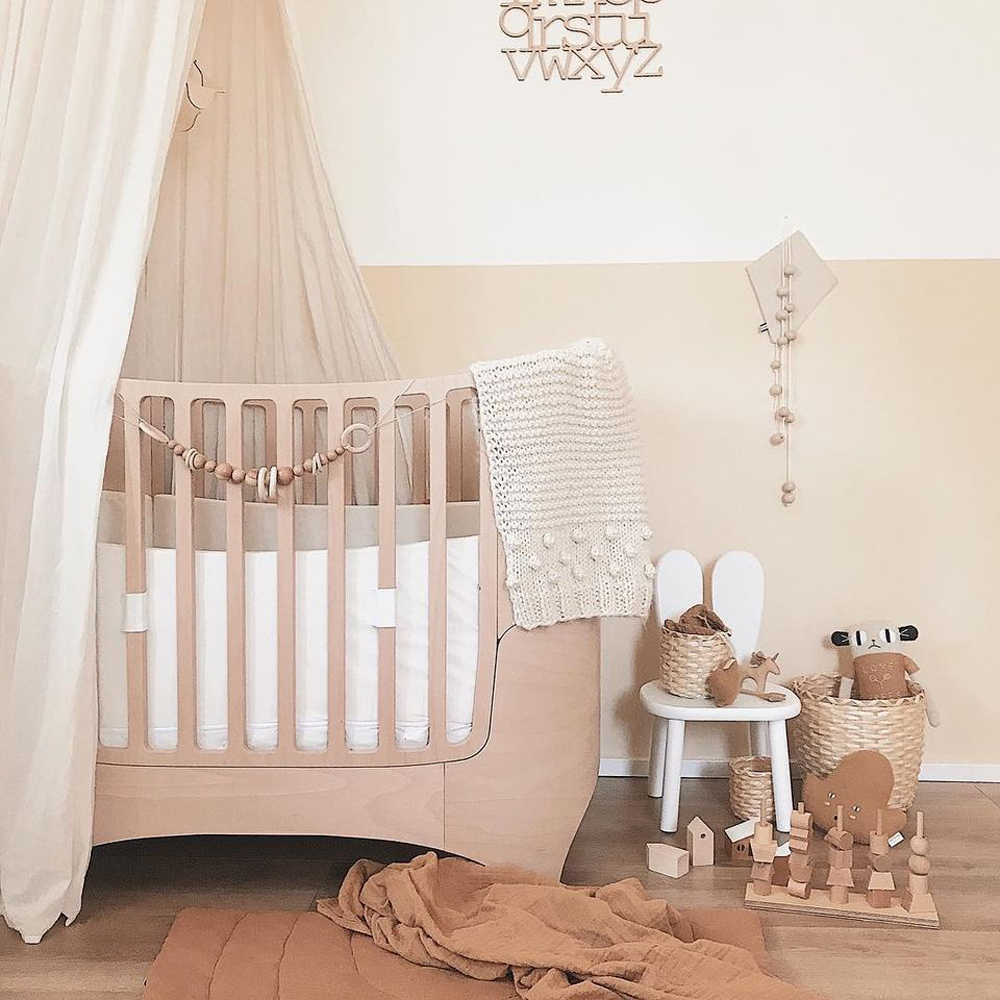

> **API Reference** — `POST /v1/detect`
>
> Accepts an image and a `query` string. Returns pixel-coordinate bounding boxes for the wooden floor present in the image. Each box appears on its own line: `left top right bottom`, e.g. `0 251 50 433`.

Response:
1 778 998 999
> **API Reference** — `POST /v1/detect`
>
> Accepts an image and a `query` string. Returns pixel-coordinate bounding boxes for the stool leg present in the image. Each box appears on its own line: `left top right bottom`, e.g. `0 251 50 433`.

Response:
768 719 793 833
659 719 685 833
750 721 769 757
648 718 668 798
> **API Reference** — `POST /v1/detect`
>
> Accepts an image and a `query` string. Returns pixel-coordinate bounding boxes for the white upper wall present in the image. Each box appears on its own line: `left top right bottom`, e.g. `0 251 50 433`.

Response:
288 0 1000 265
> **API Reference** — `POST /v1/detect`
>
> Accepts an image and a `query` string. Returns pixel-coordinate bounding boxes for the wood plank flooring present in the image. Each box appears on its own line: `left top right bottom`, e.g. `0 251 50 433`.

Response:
1 779 997 999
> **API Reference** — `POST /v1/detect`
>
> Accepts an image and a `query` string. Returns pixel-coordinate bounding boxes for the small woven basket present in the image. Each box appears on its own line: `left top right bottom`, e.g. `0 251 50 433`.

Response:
659 628 733 698
787 673 926 810
729 756 774 822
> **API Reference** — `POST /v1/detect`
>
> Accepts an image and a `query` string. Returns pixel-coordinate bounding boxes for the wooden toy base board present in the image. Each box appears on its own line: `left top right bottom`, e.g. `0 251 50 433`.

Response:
744 884 939 929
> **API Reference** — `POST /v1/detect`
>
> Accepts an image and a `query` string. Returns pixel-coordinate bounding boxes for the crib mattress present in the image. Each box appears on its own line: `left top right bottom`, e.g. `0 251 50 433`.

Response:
96 513 481 753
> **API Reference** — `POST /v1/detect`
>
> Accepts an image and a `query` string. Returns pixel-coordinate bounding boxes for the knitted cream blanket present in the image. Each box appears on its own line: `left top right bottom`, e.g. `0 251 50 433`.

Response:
470 339 653 630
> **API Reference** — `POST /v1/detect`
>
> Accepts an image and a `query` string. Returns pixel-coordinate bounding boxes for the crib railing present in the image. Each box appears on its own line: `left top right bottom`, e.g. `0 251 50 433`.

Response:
98 375 498 768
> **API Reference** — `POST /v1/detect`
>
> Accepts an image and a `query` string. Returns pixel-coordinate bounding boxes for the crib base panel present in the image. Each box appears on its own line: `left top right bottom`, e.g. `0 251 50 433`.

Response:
92 619 601 879
93 763 446 850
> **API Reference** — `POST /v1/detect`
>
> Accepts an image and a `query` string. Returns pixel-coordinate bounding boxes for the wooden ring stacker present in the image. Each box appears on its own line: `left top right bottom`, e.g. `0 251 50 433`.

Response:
341 422 374 454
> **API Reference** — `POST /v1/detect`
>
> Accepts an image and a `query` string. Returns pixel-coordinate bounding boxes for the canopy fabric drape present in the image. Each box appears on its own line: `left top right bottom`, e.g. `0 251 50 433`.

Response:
122 0 404 504
0 0 205 943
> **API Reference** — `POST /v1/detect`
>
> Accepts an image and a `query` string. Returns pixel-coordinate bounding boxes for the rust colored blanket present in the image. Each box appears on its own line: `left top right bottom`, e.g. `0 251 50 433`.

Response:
314 853 819 1000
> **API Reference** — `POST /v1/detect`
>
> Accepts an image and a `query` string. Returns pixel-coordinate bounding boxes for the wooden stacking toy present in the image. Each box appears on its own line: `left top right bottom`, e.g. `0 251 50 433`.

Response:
744 800 938 928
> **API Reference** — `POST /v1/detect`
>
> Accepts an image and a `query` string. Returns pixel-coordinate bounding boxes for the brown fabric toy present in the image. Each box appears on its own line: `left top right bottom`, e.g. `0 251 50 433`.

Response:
802 750 907 845
664 603 731 636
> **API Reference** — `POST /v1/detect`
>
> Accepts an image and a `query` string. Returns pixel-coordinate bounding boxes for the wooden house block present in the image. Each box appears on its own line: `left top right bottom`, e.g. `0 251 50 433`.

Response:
646 843 689 879
686 817 714 867
725 820 755 864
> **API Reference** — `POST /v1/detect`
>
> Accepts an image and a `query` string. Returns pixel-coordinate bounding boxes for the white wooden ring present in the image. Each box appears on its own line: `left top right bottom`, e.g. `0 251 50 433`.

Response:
256 466 268 503
341 422 374 454
268 465 279 500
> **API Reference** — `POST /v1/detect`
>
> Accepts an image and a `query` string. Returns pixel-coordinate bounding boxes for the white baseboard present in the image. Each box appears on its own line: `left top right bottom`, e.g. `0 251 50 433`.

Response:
599 758 1000 782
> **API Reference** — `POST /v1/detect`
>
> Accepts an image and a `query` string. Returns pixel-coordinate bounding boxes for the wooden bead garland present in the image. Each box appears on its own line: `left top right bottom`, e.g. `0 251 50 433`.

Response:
143 422 368 500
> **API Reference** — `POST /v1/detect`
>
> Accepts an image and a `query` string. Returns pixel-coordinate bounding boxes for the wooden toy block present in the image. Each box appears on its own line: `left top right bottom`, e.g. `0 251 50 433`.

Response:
786 877 812 899
866 869 895 908
646 843 689 879
824 827 853 850
686 816 714 867
788 857 814 883
750 840 777 864
828 847 853 868
790 803 812 831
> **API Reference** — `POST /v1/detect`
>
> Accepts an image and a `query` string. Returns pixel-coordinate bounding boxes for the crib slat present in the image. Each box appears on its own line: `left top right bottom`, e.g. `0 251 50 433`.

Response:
174 399 197 751
376 394 396 758
123 397 147 753
225 399 246 752
327 402 346 758
428 397 448 752
473 432 499 736
277 405 296 754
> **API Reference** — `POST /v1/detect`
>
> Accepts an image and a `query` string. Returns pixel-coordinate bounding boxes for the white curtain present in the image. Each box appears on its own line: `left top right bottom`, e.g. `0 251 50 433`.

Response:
0 0 204 943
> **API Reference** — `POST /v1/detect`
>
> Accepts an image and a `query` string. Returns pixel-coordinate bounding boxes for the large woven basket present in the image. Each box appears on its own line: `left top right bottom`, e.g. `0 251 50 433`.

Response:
729 756 774 822
787 673 925 810
659 627 733 698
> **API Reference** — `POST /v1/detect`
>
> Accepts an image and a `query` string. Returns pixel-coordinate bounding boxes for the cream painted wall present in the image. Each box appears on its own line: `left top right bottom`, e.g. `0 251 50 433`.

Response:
282 2 1000 766
289 0 1000 264
365 260 1000 767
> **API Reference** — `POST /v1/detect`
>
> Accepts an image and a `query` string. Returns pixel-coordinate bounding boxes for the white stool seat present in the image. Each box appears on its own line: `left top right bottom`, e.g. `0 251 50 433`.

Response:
640 682 801 722
640 680 801 835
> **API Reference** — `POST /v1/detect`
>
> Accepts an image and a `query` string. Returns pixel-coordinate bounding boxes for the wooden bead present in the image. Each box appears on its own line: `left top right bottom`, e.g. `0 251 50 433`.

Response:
293 464 304 477
770 433 785 445
166 439 177 450
204 460 217 474
214 462 233 481
776 406 790 418
777 285 790 298
776 336 789 346
173 444 185 455
326 451 338 462
782 481 796 493
770 359 781 370
783 264 796 277
192 453 207 470
769 384 783 397
334 445 345 456
911 835 929 856
786 329 798 341
303 459 313 473
231 468 245 485
781 493 796 506
277 466 295 486
909 855 931 876
775 308 789 321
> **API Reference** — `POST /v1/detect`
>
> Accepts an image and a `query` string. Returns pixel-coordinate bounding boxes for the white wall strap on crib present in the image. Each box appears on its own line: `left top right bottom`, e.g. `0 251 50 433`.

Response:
121 592 149 633
369 588 397 628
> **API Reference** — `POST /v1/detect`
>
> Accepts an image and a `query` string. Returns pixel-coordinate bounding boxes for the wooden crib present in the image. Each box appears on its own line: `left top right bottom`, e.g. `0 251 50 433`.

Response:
95 373 600 877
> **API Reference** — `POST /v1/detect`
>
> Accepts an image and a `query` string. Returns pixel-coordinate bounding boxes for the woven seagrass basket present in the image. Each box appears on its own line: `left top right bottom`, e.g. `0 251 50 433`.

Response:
659 627 733 698
787 673 925 810
729 755 774 822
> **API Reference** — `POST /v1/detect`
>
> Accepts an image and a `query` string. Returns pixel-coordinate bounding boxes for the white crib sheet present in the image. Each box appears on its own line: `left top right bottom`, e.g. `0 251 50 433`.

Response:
95 536 480 752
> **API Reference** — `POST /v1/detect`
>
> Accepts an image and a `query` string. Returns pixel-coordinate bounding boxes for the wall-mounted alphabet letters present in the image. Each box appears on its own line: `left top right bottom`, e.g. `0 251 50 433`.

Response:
500 0 664 94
